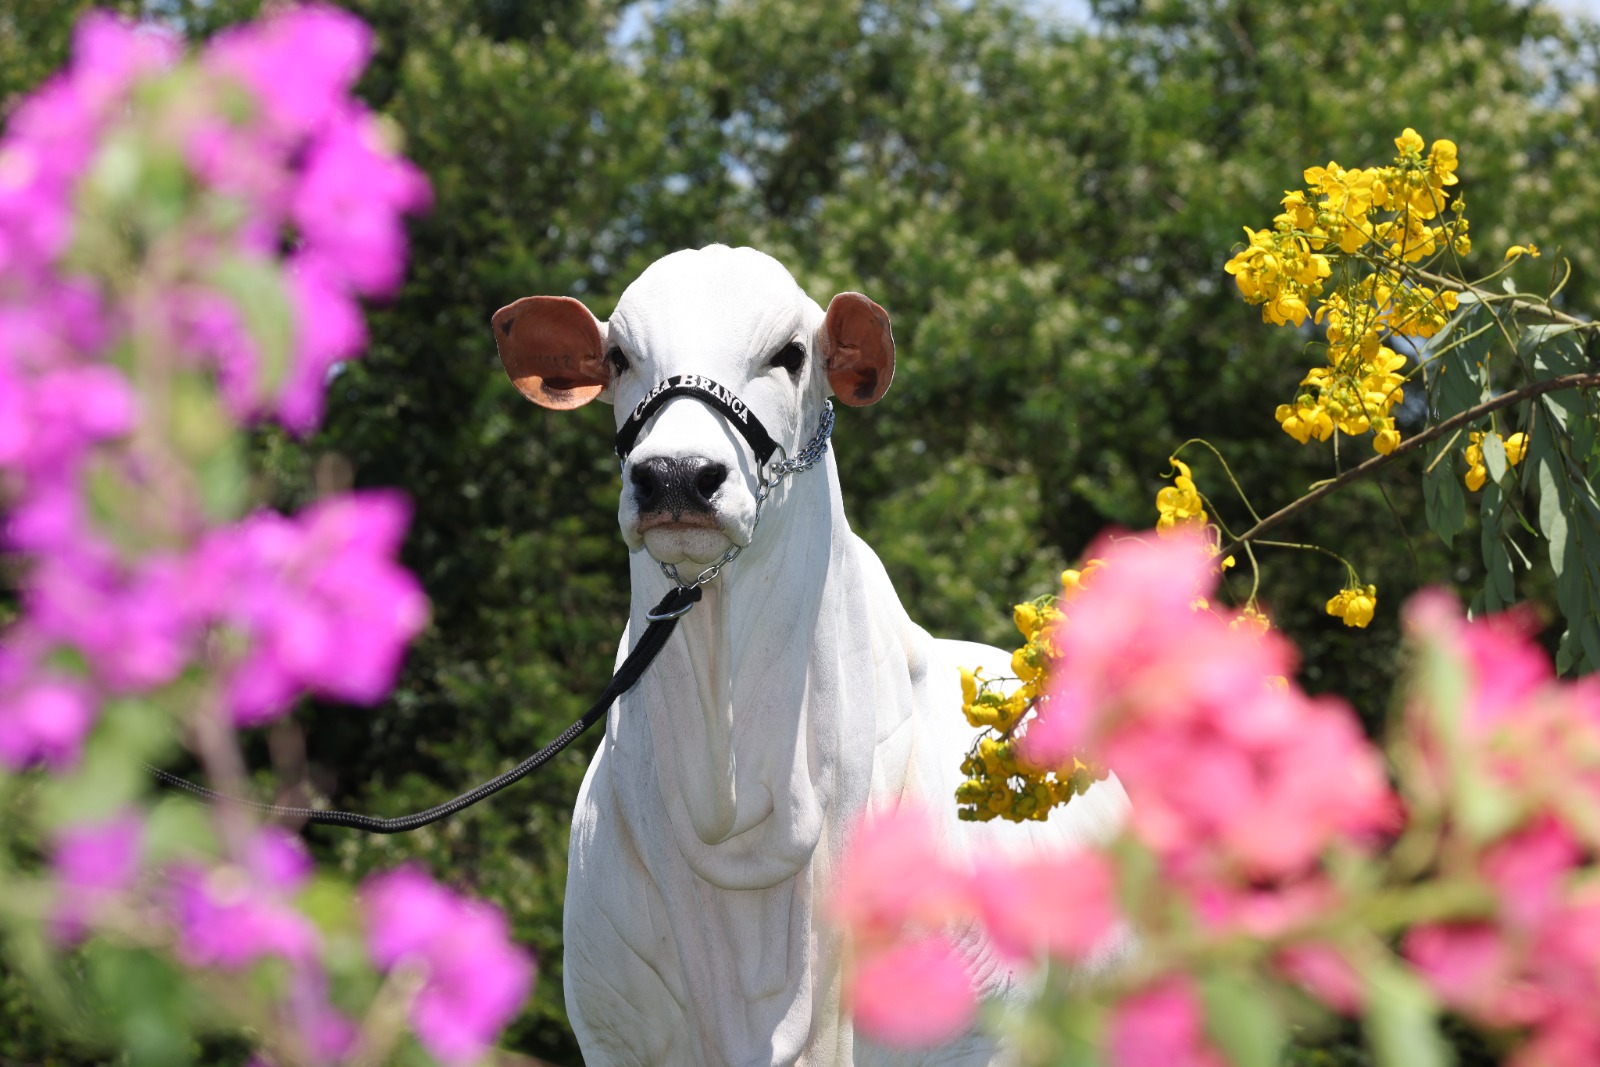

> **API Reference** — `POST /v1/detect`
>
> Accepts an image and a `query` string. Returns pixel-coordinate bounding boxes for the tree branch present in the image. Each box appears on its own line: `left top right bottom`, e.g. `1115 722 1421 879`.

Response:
1218 372 1600 560
1408 264 1594 329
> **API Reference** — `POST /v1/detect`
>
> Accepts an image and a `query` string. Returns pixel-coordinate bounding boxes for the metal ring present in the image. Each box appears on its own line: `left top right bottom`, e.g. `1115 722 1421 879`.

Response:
645 598 696 622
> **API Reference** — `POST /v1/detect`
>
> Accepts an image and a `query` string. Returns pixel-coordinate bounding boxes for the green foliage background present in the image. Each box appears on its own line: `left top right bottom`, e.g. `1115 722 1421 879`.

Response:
2 0 1597 1063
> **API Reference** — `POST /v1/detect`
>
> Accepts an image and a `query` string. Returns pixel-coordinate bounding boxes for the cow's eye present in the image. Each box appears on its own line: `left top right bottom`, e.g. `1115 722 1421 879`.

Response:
769 341 805 376
607 346 630 375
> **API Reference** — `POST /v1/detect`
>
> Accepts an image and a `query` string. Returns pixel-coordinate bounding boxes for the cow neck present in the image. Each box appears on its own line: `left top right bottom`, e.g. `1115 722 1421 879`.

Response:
621 444 866 890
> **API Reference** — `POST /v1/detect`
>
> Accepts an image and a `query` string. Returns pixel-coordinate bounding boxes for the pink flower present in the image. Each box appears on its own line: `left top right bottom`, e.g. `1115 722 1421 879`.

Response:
201 492 429 725
205 6 373 139
50 811 143 939
363 867 535 1067
277 258 367 433
1107 977 1226 1067
829 804 974 937
1024 530 1395 890
0 670 95 771
0 15 175 279
170 828 320 970
970 849 1118 963
1481 817 1580 930
850 935 977 1049
1274 942 1365 1014
291 110 431 298
1405 922 1541 1028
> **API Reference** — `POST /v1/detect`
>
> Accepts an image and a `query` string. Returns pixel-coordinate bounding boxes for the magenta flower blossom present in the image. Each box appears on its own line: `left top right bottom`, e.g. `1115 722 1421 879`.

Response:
1023 530 1396 887
1273 942 1365 1015
0 1 431 771
205 6 373 141
199 491 429 725
170 827 319 970
970 850 1119 964
850 935 977 1049
277 257 369 433
363 867 535 1067
828 804 974 937
0 15 176 281
829 803 1124 1045
1397 597 1600 1059
50 811 144 939
0 668 95 771
1107 978 1226 1067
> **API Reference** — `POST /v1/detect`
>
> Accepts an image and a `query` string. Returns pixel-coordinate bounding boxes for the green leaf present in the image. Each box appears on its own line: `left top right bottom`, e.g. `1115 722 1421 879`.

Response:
1480 483 1514 611
1582 613 1600 674
143 797 217 866
1433 330 1488 421
1536 450 1568 578
1199 971 1286 1067
206 255 295 397
86 945 193 1067
1423 438 1466 549
1362 959 1451 1067
1481 431 1507 485
195 440 248 522
1524 323 1583 375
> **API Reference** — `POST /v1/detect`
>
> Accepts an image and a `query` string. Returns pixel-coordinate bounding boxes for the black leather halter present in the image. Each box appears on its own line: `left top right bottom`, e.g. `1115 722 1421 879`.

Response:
614 375 780 465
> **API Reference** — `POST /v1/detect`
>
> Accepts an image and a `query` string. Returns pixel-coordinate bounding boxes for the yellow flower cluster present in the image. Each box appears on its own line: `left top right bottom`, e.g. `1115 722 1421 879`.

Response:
1326 584 1378 628
956 572 1108 823
1156 458 1208 533
1291 128 1463 261
1231 603 1272 636
1229 129 1470 458
1222 225 1331 327
1463 430 1528 492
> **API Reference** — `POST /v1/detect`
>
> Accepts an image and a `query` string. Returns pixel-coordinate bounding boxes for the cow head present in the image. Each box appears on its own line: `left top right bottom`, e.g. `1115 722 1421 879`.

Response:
492 246 894 568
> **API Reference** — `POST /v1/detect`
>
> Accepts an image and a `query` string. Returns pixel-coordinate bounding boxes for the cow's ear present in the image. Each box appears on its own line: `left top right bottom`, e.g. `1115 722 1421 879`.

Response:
492 295 611 410
818 292 894 406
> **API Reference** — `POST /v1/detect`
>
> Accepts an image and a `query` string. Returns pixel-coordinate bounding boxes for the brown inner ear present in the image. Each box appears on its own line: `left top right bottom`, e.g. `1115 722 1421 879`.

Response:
820 292 895 406
491 295 609 410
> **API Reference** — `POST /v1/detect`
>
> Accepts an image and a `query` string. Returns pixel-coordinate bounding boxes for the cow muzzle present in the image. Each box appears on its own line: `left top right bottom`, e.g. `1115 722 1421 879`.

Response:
615 376 834 579
628 455 742 565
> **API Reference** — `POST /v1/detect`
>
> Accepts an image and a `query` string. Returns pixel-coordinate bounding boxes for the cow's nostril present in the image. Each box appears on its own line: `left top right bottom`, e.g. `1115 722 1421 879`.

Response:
631 456 723 517
695 463 727 505
630 463 661 512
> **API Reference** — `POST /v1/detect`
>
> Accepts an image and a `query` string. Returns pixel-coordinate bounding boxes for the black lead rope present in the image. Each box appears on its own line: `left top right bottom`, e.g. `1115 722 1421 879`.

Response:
147 586 702 834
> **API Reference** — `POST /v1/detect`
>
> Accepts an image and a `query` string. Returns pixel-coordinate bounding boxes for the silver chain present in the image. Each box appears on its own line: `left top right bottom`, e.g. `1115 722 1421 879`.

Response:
655 400 835 595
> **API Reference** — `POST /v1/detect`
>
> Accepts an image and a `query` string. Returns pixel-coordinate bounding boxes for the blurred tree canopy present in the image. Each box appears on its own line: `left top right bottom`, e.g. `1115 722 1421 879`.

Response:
3 0 1597 1062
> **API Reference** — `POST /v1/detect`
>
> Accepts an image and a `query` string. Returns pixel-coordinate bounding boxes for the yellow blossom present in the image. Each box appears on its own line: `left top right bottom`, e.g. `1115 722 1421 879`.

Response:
1326 584 1378 628
1060 559 1103 600
1394 128 1426 155
1428 138 1460 188
1231 604 1272 635
1011 645 1040 683
959 666 978 708
1505 244 1541 260
1464 430 1528 492
1276 398 1335 444
1156 457 1208 533
1372 419 1401 455
1013 602 1042 641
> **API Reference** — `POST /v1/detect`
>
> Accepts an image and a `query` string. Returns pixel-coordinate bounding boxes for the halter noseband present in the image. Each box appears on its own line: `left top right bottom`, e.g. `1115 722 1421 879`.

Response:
613 376 834 605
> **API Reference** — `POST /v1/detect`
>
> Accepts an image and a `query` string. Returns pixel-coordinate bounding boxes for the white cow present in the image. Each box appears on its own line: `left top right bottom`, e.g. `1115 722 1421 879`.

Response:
492 245 1129 1067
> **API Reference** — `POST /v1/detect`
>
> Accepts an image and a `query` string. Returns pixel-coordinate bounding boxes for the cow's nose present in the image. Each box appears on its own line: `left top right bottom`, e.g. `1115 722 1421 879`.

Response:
631 457 728 515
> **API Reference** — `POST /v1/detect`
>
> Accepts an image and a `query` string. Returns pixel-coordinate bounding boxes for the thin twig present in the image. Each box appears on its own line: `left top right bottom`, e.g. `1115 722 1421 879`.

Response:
1218 371 1600 560
1408 263 1595 329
